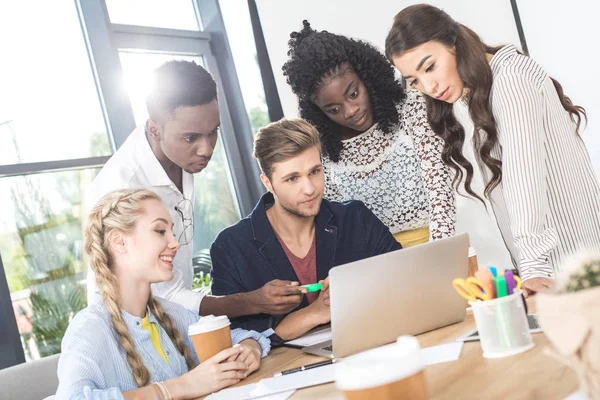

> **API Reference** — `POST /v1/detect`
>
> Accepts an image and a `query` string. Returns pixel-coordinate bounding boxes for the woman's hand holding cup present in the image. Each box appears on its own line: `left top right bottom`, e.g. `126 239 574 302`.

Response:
175 346 248 398
226 340 262 376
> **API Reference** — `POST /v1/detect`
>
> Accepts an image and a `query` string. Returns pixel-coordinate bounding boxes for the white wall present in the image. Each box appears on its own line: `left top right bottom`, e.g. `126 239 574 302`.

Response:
257 0 600 174
256 0 522 118
517 0 600 173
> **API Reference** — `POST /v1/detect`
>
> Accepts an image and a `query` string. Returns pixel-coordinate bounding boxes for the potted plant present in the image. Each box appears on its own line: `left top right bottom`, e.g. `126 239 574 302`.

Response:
537 253 600 399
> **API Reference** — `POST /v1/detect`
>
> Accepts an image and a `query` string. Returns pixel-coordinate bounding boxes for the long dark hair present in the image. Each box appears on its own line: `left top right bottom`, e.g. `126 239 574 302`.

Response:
283 20 405 162
385 4 586 200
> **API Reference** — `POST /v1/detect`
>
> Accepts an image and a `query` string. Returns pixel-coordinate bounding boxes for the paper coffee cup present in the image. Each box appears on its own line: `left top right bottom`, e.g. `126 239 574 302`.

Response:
335 336 428 400
188 315 232 362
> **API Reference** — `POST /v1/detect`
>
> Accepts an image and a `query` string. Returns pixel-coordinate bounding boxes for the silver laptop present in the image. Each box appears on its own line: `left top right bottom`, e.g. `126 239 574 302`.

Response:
303 233 469 358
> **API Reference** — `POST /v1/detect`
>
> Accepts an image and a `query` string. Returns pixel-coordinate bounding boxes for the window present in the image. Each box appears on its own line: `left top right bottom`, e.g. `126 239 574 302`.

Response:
1 0 260 368
0 2 110 166
0 0 113 364
219 0 269 135
0 169 100 360
105 0 200 30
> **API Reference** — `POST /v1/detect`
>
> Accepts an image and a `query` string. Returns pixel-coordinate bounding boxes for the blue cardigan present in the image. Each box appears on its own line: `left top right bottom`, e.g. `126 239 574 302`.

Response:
210 192 401 342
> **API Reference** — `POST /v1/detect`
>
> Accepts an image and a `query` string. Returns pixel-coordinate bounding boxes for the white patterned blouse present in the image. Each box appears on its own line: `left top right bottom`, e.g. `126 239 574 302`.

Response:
322 90 456 239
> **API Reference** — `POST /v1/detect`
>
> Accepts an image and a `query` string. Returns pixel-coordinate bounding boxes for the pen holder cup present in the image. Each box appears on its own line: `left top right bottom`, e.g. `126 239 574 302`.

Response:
469 291 534 358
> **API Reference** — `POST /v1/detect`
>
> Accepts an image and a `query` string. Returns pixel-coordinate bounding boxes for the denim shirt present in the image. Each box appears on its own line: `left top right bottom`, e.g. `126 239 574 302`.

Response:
55 297 271 399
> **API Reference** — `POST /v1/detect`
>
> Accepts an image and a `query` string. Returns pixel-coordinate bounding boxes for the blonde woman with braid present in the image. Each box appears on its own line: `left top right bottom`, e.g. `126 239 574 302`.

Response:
56 189 270 399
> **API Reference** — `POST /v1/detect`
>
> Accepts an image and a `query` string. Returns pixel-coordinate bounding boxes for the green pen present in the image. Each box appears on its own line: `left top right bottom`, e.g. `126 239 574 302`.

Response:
301 283 323 292
494 276 508 298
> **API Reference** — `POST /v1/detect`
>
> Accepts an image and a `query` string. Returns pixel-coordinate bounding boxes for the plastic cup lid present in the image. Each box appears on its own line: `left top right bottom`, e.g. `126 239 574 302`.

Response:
188 315 230 335
335 336 423 391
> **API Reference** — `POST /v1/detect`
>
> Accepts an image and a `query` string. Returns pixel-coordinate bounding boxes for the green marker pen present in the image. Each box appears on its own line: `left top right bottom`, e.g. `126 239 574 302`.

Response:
494 276 508 298
301 283 323 292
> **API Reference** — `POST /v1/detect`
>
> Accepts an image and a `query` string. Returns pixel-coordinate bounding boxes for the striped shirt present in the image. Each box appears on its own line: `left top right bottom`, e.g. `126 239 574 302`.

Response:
470 45 600 281
55 297 271 400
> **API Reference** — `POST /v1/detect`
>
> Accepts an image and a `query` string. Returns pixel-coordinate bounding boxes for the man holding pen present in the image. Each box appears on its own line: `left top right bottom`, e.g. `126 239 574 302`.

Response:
210 119 401 344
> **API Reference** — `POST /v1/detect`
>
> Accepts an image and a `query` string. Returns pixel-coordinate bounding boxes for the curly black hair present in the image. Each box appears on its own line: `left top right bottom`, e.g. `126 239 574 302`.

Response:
282 20 406 162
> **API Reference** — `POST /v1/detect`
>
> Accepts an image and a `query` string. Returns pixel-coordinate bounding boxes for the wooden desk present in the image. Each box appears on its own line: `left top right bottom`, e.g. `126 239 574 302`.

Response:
224 299 579 399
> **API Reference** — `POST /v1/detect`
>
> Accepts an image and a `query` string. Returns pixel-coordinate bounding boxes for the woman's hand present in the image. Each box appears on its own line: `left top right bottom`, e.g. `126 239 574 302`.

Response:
522 277 555 298
227 340 262 376
170 346 248 398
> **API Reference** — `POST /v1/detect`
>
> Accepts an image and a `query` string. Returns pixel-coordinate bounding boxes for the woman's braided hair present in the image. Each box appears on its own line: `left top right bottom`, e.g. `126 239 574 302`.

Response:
84 189 197 387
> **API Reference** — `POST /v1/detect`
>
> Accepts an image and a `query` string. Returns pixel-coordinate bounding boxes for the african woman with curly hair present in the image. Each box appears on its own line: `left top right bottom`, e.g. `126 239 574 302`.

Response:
283 21 456 247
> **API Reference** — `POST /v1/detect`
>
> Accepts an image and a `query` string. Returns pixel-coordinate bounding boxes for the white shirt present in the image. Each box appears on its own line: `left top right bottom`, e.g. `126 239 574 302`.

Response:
453 101 516 270
471 45 600 281
87 127 204 312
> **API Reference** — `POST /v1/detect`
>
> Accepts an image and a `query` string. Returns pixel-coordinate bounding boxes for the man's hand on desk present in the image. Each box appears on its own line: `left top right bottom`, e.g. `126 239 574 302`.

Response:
522 277 555 298
307 282 331 325
273 280 331 340
247 279 307 315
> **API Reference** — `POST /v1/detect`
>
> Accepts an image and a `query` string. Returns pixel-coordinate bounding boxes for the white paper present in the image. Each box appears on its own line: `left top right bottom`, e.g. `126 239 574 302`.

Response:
251 390 296 400
254 363 340 396
421 342 464 365
205 383 258 400
248 341 464 397
340 341 464 366
284 328 332 347
205 383 295 400
564 391 589 400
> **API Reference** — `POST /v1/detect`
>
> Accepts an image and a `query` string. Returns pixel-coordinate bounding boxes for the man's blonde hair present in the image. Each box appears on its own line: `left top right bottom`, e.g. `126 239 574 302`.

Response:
253 118 321 179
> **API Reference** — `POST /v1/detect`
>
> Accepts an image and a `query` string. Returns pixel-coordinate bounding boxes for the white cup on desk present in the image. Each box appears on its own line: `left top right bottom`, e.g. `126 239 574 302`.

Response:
335 336 428 400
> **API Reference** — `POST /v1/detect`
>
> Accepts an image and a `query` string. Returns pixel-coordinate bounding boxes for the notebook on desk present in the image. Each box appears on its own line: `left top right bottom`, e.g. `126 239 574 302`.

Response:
284 327 332 349
302 233 469 358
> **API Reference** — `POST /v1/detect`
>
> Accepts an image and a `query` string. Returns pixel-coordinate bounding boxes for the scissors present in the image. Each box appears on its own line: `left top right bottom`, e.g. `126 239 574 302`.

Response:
474 267 495 299
453 277 493 301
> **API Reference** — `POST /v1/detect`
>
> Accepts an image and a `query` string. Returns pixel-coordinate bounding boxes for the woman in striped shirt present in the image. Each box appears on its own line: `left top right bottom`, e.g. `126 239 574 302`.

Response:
386 4 600 296
56 189 270 400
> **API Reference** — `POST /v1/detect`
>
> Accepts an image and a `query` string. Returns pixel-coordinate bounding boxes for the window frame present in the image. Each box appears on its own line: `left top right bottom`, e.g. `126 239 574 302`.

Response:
0 0 263 369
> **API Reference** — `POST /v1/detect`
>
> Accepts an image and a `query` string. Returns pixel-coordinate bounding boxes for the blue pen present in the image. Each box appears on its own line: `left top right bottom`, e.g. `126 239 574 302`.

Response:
488 266 498 277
